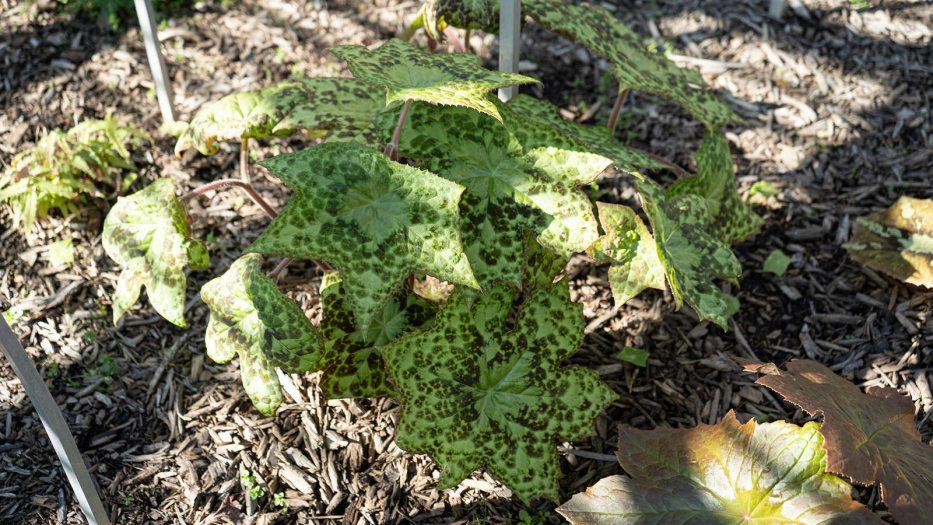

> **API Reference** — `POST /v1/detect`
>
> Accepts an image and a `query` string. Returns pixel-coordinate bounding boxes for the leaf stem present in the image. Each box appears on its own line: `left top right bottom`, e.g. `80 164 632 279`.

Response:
268 258 292 278
607 89 629 133
240 136 251 183
444 27 464 52
644 153 691 179
180 179 278 219
384 99 413 161
464 28 472 52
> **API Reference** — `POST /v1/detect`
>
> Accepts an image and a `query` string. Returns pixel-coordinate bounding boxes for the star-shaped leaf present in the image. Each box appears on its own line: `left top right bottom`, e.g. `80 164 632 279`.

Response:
329 38 537 121
102 179 208 327
200 254 322 415
668 131 762 244
274 77 388 145
249 141 477 330
505 94 664 174
175 82 308 155
587 202 665 306
748 359 933 525
636 176 741 328
318 272 436 399
843 196 933 287
558 411 882 525
392 103 609 287
381 282 616 502
523 0 740 128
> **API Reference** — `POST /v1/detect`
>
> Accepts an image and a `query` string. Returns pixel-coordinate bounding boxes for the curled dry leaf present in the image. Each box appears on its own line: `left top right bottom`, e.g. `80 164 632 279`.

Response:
748 359 933 525
843 196 933 287
558 411 882 525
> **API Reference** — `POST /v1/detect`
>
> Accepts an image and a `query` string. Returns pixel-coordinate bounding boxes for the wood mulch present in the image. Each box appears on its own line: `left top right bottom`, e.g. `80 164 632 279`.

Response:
0 0 930 523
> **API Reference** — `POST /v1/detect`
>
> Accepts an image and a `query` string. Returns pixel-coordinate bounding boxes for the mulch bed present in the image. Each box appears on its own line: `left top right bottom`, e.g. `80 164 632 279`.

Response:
0 0 930 523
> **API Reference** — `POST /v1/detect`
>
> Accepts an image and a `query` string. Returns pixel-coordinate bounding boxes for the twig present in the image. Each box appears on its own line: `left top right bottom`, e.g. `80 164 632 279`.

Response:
239 136 251 183
384 100 413 161
607 89 629 133
558 447 618 462
464 28 472 52
181 179 278 219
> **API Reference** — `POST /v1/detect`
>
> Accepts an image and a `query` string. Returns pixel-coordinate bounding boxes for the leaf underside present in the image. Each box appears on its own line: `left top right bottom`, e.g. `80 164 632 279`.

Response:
843 196 933 287
392 102 608 288
749 359 933 525
318 272 436 399
557 411 882 525
248 141 477 331
381 281 616 502
669 131 762 244
588 202 666 305
200 254 322 415
523 0 740 128
330 38 537 120
102 179 208 327
636 176 741 328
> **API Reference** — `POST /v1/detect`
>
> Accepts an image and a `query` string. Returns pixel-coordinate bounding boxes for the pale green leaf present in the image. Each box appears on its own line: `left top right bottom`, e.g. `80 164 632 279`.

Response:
249 141 477 331
381 282 616 502
524 0 740 128
763 249 791 276
392 103 608 287
558 411 882 525
588 202 666 306
47 238 75 267
200 254 322 415
668 131 762 244
843 196 933 287
616 347 648 367
636 176 741 328
102 179 208 327
330 39 537 120
175 82 309 155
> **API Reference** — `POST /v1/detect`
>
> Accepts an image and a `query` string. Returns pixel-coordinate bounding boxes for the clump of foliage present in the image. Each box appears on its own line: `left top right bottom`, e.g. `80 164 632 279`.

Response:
0 116 148 233
101 0 772 503
844 196 932 287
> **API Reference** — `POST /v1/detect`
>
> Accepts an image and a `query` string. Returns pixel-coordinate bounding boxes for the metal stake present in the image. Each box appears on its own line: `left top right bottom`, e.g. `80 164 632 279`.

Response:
497 0 521 102
135 0 176 123
0 318 110 525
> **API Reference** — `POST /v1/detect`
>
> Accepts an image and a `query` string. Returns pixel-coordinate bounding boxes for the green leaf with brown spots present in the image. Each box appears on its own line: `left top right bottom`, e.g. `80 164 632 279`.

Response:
587 202 666 306
102 179 208 327
329 39 537 121
249 142 477 331
636 176 741 328
523 0 740 128
175 82 309 155
200 254 322 415
505 94 664 174
381 282 616 502
274 77 388 145
392 103 609 288
318 272 436 399
557 411 882 525
668 131 762 244
843 196 933 287
748 359 933 525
